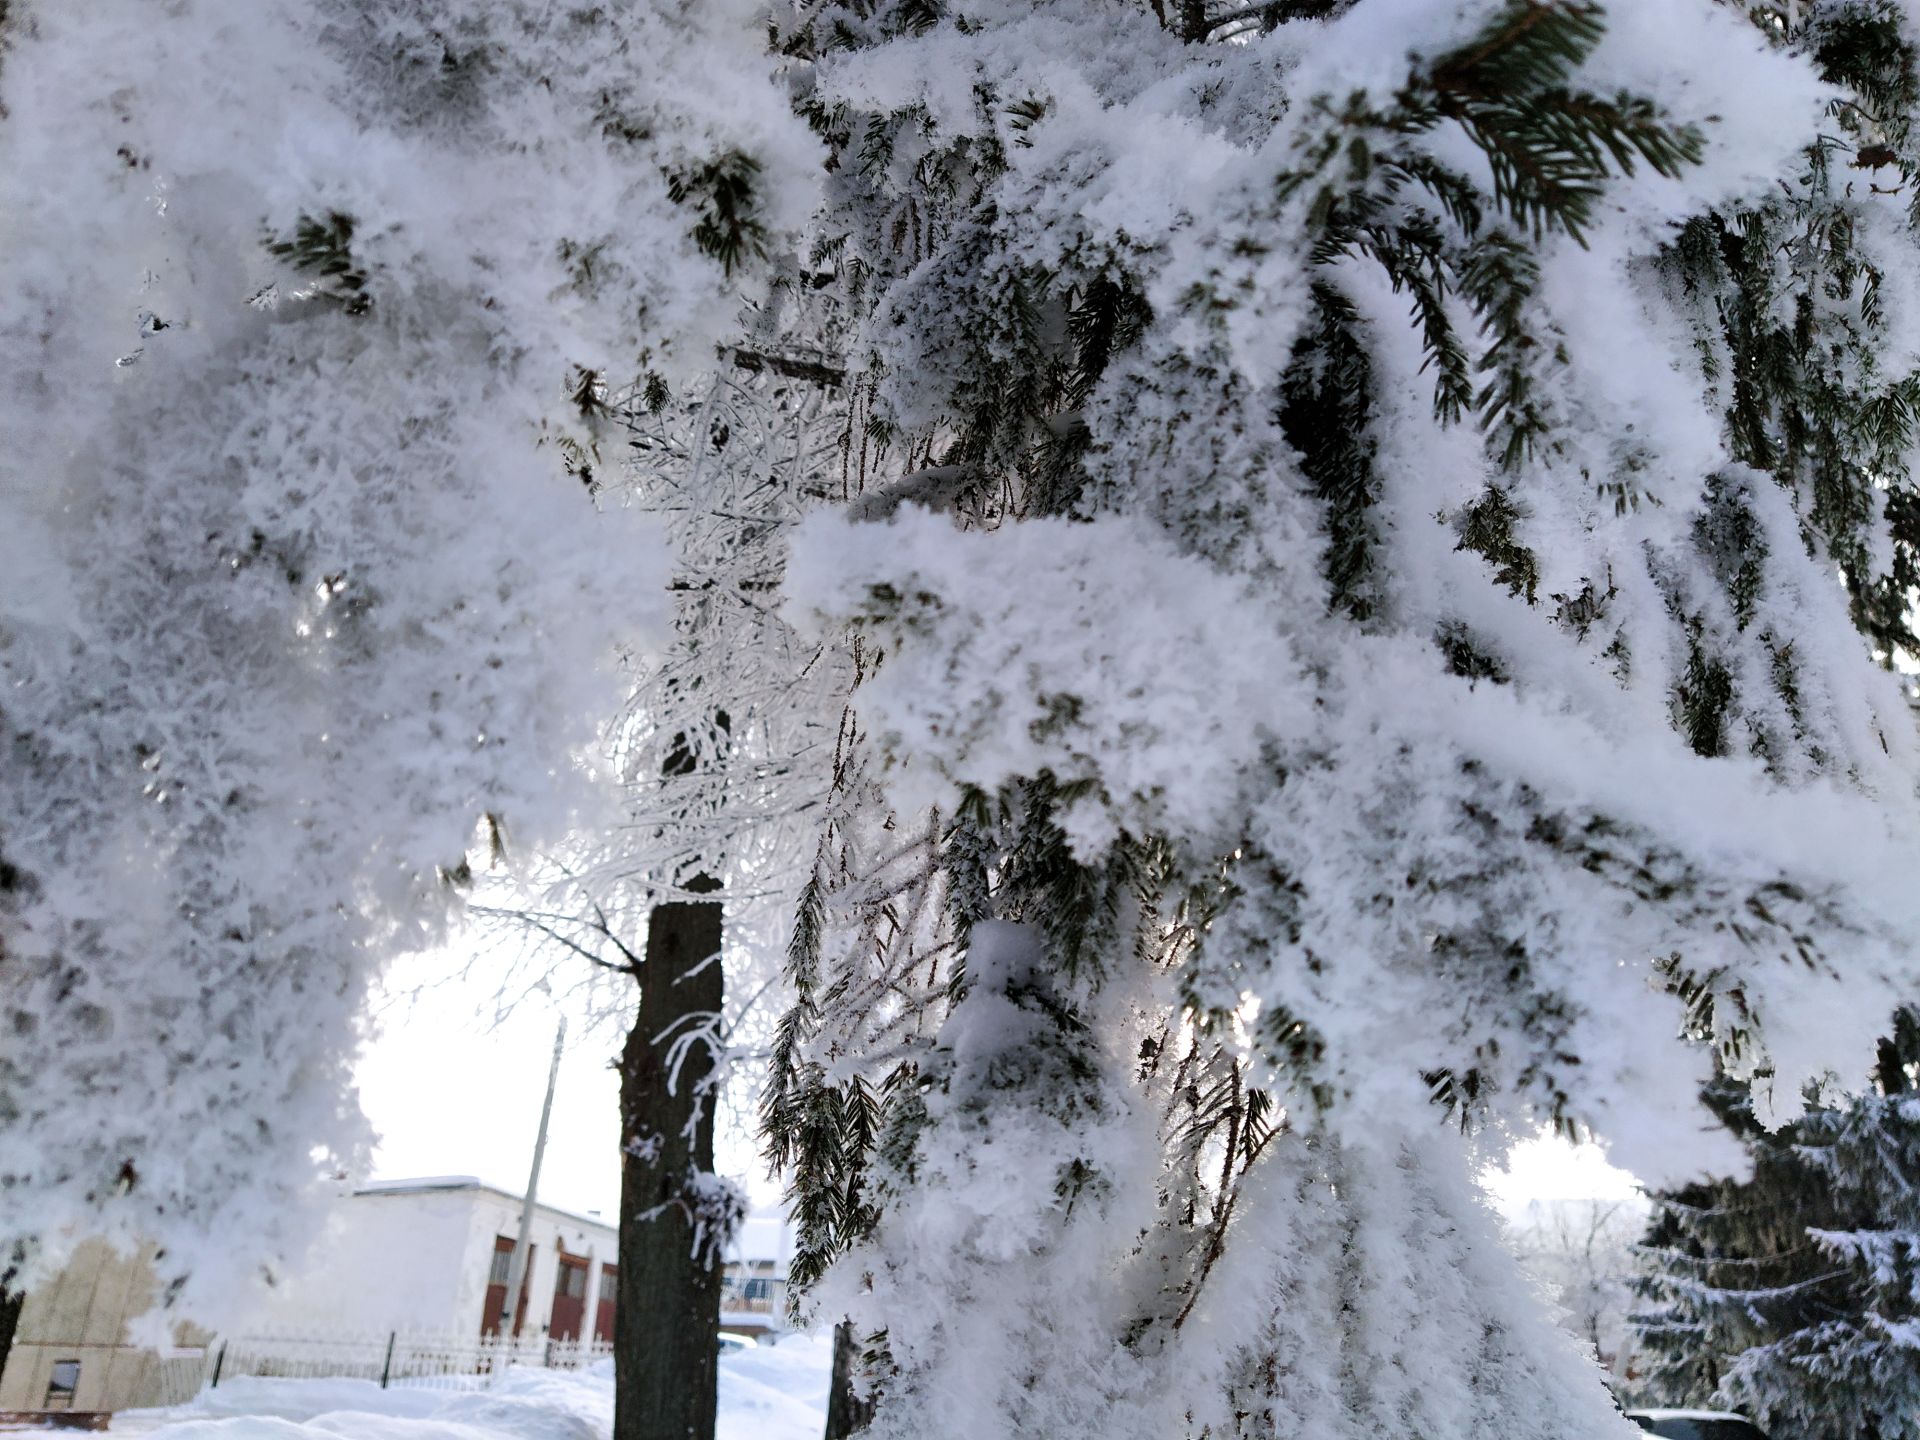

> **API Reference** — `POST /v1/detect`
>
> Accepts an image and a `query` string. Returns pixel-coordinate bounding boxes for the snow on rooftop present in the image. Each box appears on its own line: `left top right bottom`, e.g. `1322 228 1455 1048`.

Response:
1626 1411 1756 1422
731 1213 791 1264
352 1175 615 1235
354 1177 791 1260
355 1175 486 1195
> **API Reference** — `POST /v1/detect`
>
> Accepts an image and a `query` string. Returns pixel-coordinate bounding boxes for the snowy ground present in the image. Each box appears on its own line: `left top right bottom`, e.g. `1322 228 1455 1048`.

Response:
110 1336 833 1440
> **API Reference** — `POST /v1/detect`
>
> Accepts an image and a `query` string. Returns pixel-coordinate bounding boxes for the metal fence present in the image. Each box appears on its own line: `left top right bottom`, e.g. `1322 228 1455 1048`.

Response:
138 1331 615 1407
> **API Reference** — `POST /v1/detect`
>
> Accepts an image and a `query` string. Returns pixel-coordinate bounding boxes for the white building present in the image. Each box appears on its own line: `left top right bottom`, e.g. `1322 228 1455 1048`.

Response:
0 1238 209 1415
251 1177 620 1342
721 1213 792 1337
0 1178 796 1418
252 1177 792 1341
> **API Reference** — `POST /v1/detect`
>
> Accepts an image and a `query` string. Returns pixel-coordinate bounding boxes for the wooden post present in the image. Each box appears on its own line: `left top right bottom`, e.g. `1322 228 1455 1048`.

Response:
380 1332 397 1389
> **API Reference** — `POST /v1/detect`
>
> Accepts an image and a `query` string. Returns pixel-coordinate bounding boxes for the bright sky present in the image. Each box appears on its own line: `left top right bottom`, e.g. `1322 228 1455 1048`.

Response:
357 944 1645 1223
1480 1133 1644 1219
357 953 620 1218
357 944 780 1224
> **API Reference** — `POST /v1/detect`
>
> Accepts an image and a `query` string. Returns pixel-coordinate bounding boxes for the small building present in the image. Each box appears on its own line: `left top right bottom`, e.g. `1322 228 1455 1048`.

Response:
250 1176 621 1342
0 1238 208 1416
252 1177 790 1342
719 1213 791 1339
0 1177 794 1417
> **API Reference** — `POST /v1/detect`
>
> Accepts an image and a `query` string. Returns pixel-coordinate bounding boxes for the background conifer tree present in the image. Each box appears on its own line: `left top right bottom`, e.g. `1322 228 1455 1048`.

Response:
1632 1009 1920 1438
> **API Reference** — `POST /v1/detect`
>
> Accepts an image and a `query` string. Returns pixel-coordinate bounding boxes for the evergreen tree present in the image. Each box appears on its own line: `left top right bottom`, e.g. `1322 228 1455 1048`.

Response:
7 3 1920 1438
761 1 1920 1436
1633 1010 1920 1439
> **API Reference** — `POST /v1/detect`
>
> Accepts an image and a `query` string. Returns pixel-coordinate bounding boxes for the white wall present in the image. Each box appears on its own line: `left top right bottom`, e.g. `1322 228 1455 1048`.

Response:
242 1184 616 1338
244 1188 476 1333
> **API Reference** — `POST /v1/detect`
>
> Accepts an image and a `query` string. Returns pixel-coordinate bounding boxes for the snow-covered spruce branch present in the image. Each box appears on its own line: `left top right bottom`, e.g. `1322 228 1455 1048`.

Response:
761 2 1920 1438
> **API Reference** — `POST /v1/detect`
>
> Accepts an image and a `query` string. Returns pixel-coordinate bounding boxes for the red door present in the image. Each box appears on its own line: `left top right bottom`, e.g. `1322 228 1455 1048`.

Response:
481 1236 535 1336
549 1255 589 1340
593 1264 617 1343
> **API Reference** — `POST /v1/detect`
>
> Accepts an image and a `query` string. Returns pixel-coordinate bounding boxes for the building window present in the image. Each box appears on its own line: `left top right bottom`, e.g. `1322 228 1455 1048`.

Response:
44 1359 81 1410
599 1267 618 1303
742 1278 773 1301
489 1242 514 1288
558 1262 586 1300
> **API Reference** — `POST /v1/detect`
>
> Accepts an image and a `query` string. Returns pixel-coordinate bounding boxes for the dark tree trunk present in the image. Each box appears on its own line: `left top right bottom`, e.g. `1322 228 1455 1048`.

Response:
824 1322 875 1440
616 882 725 1440
0 1285 22 1386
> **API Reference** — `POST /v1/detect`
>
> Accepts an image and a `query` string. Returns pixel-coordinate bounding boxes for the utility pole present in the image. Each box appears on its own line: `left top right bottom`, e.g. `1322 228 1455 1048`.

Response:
503 1015 567 1337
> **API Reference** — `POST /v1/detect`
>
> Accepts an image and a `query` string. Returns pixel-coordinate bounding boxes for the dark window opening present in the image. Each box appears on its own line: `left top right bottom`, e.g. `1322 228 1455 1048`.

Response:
44 1359 80 1410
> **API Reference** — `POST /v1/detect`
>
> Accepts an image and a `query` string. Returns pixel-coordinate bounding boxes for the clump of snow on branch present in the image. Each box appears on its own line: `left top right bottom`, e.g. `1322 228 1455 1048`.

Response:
784 508 1310 857
686 1170 749 1268
784 0 1920 1175
819 922 1637 1440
